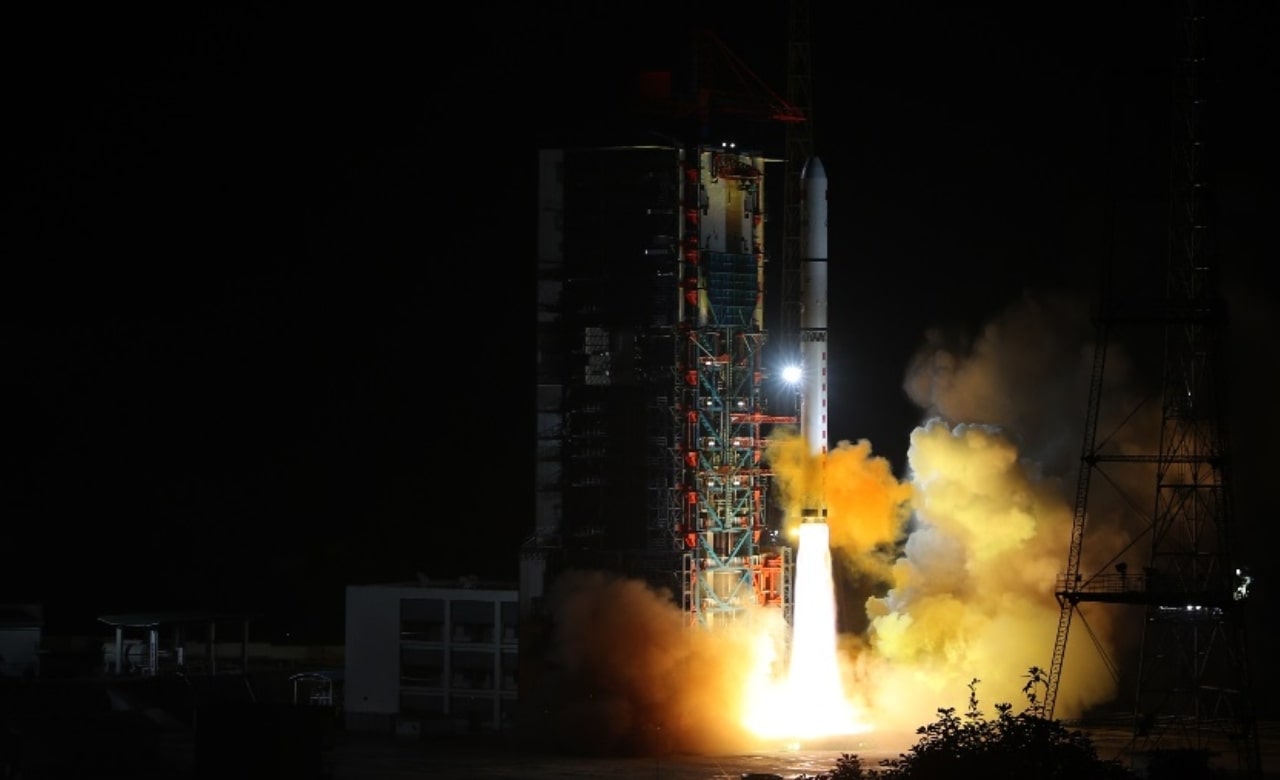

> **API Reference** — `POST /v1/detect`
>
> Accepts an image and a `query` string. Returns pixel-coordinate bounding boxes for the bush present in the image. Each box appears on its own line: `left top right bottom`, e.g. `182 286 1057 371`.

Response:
803 672 1137 780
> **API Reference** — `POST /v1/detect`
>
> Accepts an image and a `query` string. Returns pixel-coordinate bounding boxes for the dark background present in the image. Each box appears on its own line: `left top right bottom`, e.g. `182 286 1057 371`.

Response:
3 3 1276 647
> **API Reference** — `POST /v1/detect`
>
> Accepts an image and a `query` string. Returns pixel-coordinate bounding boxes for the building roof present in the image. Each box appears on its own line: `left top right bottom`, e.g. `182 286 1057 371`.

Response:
354 574 519 592
353 579 518 595
0 604 43 628
289 669 344 682
97 610 256 628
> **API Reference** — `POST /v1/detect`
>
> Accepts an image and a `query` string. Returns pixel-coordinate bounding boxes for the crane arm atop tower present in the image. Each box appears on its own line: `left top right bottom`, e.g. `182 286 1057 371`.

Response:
629 29 807 127
700 30 807 123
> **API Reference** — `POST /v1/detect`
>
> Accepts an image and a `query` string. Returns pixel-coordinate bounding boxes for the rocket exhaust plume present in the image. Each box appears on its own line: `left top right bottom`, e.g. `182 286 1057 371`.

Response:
783 522 865 739
773 156 866 739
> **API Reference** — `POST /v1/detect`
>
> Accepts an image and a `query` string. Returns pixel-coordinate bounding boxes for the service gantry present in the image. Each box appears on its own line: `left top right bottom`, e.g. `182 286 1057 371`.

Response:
676 145 794 629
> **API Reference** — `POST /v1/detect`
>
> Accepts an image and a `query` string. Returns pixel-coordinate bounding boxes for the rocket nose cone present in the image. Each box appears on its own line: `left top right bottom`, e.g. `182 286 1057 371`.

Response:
802 156 826 180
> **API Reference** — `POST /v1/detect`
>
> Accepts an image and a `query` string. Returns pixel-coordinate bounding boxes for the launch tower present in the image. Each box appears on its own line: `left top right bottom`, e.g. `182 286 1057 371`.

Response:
532 145 688 596
530 140 795 629
530 20 809 631
1045 5 1260 776
678 145 794 628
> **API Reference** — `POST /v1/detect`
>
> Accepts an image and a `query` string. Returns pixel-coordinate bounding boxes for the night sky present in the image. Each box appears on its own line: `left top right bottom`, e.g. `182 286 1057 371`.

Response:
4 2 1277 652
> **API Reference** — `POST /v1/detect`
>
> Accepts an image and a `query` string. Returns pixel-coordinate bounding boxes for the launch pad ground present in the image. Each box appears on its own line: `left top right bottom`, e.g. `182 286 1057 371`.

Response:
4 675 1278 779
318 724 1280 780
5 716 1280 777
323 734 905 780
322 728 1280 780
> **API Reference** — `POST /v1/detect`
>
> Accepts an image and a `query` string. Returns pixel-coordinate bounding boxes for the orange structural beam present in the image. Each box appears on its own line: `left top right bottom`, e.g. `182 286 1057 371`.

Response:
730 413 797 425
752 557 785 607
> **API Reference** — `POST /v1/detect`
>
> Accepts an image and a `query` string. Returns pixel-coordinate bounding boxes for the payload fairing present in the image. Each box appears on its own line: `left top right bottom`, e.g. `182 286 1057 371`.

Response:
800 157 828 523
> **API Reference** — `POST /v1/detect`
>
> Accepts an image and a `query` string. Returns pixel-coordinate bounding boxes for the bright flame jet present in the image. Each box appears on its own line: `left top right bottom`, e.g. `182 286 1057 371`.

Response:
785 522 865 738
748 158 867 742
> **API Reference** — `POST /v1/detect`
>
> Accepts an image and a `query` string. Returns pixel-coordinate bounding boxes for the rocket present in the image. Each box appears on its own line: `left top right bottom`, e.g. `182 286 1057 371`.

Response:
800 157 828 523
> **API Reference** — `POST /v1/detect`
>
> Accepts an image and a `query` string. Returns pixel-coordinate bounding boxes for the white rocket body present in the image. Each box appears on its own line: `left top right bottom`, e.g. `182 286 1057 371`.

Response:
800 157 828 523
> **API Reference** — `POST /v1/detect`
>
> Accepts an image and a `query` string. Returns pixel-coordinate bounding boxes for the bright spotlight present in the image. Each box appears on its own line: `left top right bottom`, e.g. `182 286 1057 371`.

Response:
781 364 802 384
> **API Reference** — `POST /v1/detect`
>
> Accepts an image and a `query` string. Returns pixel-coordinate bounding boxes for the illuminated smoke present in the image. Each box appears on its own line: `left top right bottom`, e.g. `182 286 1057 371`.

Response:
767 433 913 581
527 569 774 755
754 292 1137 741
749 432 908 743
903 291 1095 474
529 292 1150 755
856 419 1120 732
849 292 1141 731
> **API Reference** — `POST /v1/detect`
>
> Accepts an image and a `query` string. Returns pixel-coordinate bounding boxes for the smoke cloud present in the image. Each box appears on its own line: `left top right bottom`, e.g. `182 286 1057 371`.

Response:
527 290 1156 755
854 419 1121 730
766 431 914 581
848 290 1144 728
903 291 1094 473
524 569 781 755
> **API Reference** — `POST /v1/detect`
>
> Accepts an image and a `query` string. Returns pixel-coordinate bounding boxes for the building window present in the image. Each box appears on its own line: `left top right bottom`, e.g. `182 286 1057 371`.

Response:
400 646 443 687
500 651 518 691
500 601 519 643
401 598 444 641
450 649 495 690
450 599 496 644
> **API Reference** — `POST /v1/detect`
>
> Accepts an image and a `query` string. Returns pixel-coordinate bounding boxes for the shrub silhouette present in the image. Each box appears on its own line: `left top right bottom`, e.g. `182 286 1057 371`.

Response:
802 671 1137 780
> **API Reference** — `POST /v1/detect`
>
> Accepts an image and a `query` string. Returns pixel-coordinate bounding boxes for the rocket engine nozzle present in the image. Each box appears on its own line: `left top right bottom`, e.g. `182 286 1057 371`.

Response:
800 507 828 524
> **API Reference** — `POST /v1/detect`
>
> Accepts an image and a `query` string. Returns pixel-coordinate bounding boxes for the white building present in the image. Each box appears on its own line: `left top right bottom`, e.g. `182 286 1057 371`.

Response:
344 580 519 736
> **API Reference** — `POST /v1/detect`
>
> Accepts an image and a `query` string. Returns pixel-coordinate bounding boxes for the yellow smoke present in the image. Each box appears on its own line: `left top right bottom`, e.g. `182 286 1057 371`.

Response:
766 431 913 580
529 570 783 755
529 292 1140 755
756 292 1132 738
854 419 1120 732
764 418 1112 738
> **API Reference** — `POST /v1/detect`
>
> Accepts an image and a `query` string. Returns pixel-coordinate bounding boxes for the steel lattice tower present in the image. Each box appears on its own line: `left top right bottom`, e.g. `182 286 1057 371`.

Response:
677 147 793 629
1045 4 1260 776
